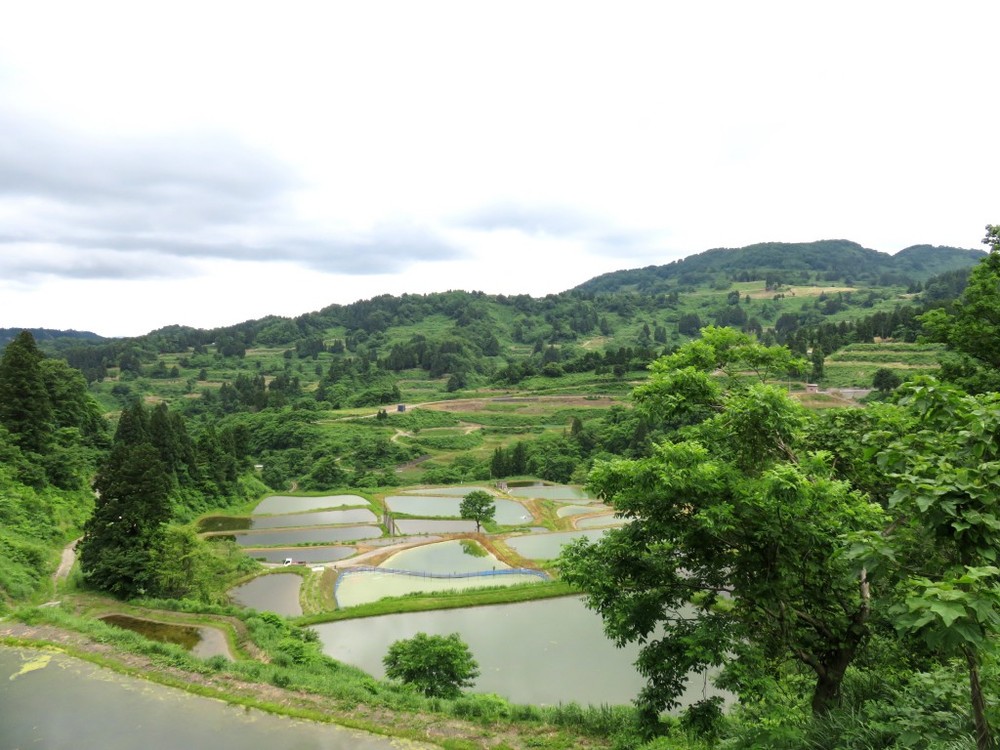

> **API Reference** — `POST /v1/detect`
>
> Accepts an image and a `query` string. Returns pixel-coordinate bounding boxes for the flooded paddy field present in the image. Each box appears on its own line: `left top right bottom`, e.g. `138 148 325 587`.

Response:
313 597 725 708
99 615 231 660
231 525 382 546
245 545 357 564
252 494 369 515
229 573 303 616
504 529 610 559
385 495 531 525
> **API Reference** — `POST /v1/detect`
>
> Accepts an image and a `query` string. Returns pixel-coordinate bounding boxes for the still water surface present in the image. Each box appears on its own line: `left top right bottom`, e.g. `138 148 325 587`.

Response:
250 508 378 529
0 647 428 749
386 496 530 525
252 494 368 514
506 485 593 501
504 529 609 559
245 545 356 563
229 573 303 616
232 525 382 546
314 596 725 708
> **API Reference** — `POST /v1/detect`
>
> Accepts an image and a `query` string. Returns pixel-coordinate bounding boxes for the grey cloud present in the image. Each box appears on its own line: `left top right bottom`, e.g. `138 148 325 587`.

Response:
0 110 464 280
0 226 463 280
460 203 598 236
0 114 294 213
459 201 665 258
0 247 198 281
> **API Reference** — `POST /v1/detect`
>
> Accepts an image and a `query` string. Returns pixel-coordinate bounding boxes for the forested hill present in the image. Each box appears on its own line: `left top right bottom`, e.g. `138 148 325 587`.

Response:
575 240 984 295
0 328 104 348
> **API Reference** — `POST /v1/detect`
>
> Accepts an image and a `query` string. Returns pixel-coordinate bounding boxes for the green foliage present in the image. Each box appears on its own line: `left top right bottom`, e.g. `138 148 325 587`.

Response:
148 526 257 603
383 632 479 698
459 490 496 533
920 226 1000 392
561 338 887 730
0 330 53 457
79 441 173 597
872 367 902 392
874 377 1000 749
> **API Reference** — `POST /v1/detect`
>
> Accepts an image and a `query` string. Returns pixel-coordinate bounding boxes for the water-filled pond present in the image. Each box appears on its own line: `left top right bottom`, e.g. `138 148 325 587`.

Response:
313 596 726 708
504 529 610 559
249 508 377 529
334 569 546 608
403 486 494 496
386 496 530 525
576 514 627 529
99 615 231 659
507 484 593 501
392 519 477 534
252 494 368 515
197 516 251 532
382 540 508 573
556 504 599 518
232 525 382 546
0 646 427 749
246 546 357 564
229 573 303 616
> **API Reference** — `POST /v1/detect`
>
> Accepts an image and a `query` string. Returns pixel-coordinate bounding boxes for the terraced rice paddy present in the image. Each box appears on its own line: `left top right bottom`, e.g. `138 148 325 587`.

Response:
505 529 610 559
507 484 593 502
252 494 369 515
244 546 357 564
333 539 547 607
575 514 626 529
392 519 477 534
229 573 303 616
386 495 531 525
248 508 377 529
232 525 382 546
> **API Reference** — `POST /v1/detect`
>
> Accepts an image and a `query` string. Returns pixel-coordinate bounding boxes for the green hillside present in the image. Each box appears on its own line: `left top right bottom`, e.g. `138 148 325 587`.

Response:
575 239 984 294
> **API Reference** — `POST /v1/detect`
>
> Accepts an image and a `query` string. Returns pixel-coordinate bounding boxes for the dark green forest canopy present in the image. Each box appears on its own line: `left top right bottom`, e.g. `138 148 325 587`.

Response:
575 240 984 295
7 241 981 363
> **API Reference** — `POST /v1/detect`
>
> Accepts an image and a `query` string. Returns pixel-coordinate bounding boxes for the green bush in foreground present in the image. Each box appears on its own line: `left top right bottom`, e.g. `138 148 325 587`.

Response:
383 632 479 698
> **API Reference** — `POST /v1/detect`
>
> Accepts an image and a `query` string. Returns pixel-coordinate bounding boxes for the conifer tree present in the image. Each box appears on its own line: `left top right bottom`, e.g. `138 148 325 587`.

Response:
79 441 173 597
0 330 53 456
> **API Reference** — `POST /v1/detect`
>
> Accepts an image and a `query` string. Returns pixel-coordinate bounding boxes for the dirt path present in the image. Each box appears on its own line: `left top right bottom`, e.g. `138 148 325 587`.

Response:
53 538 80 584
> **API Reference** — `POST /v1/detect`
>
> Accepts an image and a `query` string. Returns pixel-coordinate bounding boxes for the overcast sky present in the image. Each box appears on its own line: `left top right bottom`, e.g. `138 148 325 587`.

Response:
1 2 997 337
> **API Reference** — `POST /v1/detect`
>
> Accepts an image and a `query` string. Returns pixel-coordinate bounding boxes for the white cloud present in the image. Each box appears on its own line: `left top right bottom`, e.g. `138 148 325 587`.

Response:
0 1 997 336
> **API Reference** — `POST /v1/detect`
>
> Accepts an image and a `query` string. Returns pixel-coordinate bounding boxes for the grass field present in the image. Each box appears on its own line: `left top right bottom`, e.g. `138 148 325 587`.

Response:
822 342 943 388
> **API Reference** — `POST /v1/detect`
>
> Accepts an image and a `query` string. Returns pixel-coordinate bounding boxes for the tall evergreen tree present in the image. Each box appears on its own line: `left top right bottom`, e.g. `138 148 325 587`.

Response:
79 442 173 597
0 330 53 456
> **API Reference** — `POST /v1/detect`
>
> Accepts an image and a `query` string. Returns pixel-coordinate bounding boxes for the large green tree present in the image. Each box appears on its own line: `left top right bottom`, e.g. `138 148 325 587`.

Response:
875 379 1000 750
79 441 173 598
559 334 883 730
0 330 53 458
460 490 496 533
920 225 1000 392
383 632 479 698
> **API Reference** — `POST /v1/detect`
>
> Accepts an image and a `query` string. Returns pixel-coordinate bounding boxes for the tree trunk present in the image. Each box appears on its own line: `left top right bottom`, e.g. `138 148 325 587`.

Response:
810 648 855 715
966 646 994 750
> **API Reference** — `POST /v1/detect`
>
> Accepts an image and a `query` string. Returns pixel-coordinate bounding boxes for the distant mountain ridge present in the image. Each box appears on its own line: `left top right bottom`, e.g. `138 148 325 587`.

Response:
575 240 985 295
3 240 985 345
0 328 104 348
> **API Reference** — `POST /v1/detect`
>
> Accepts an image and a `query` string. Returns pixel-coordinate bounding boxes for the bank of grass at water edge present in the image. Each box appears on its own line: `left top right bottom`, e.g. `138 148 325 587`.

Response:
3 603 669 750
298 580 578 625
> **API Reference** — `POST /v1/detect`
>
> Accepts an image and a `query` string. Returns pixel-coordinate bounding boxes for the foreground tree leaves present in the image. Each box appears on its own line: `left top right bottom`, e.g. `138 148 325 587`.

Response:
560 333 885 733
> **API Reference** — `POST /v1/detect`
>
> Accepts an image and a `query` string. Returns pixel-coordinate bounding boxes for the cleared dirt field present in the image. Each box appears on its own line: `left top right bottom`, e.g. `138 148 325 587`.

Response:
744 285 857 299
418 394 620 413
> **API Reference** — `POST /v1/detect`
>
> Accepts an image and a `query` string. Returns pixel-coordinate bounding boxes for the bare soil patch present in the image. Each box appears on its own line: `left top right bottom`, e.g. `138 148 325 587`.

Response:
421 394 616 413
